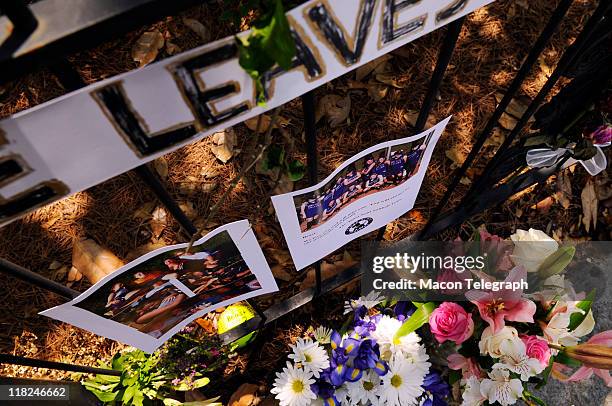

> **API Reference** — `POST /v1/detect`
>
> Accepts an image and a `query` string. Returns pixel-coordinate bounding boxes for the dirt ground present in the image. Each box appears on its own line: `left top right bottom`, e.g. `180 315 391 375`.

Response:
0 0 610 396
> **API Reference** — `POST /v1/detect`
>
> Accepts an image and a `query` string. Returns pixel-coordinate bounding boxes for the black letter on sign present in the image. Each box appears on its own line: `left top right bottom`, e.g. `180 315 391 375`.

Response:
381 0 426 45
261 27 324 101
436 0 469 23
0 130 69 224
171 43 249 128
92 84 197 158
307 0 377 66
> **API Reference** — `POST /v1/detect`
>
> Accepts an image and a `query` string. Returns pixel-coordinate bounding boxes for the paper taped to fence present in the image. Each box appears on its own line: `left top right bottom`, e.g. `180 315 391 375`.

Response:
272 117 451 270
0 0 496 227
41 220 277 352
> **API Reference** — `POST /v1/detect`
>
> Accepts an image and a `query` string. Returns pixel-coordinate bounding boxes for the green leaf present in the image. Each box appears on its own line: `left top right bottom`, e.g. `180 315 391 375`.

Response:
568 289 595 331
192 377 211 389
286 159 306 181
122 385 136 404
262 145 285 170
82 385 120 402
393 302 436 342
536 246 575 280
535 356 554 389
171 381 192 391
133 390 145 406
163 398 183 406
523 390 547 406
554 351 582 368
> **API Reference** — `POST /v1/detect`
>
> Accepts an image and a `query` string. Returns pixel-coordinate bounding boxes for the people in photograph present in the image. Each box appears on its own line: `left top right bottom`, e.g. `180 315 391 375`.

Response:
299 195 322 231
364 172 385 191
135 289 187 324
332 176 348 208
345 183 361 201
407 143 425 176
321 186 337 220
373 155 389 183
388 149 408 184
361 155 376 186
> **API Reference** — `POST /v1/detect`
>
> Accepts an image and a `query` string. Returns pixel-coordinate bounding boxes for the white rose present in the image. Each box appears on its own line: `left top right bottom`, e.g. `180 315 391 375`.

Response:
510 228 559 272
479 326 519 358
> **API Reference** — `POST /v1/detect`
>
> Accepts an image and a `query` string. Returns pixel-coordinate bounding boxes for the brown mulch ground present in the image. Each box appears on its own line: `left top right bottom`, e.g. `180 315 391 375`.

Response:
0 0 609 396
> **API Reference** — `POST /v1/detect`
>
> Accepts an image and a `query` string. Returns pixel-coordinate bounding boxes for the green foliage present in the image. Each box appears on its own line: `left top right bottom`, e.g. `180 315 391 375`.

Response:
568 289 595 331
523 390 547 406
393 302 436 342
236 0 296 105
536 245 575 280
83 336 227 406
261 144 306 181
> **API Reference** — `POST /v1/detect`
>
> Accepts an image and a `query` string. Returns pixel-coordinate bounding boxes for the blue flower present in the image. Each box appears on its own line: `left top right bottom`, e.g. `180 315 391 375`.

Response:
394 301 416 321
421 370 450 406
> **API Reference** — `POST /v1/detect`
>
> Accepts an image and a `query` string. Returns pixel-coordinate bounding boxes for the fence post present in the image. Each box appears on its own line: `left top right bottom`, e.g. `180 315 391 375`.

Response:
301 91 322 295
0 258 79 299
419 0 575 239
0 354 121 376
376 16 465 241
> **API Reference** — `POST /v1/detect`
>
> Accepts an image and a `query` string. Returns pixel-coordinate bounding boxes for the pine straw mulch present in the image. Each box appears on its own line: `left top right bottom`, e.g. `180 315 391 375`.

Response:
0 0 609 394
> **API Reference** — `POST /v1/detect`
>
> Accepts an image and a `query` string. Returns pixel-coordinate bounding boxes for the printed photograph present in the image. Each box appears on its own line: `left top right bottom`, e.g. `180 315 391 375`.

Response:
73 231 261 338
293 131 434 232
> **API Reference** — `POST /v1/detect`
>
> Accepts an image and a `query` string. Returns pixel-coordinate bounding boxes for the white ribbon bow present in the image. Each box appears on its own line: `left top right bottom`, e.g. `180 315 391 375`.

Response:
526 145 608 176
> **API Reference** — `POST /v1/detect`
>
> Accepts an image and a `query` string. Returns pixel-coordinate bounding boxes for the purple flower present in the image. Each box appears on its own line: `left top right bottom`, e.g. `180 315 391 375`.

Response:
587 124 612 146
421 370 450 406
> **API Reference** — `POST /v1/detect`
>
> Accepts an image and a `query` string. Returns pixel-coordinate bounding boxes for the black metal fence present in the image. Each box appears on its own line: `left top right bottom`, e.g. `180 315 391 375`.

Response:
0 0 609 378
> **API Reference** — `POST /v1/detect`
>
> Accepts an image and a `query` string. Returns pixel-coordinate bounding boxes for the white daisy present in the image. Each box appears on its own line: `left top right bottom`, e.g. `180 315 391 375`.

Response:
346 370 382 406
288 338 329 378
460 376 486 406
313 326 333 344
335 385 349 405
479 368 523 406
344 291 384 314
271 362 317 406
379 355 427 406
370 316 430 369
492 338 544 381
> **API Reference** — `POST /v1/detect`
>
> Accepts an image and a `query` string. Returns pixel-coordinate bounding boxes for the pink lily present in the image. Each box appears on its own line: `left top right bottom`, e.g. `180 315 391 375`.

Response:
466 266 536 333
447 353 484 379
552 330 612 388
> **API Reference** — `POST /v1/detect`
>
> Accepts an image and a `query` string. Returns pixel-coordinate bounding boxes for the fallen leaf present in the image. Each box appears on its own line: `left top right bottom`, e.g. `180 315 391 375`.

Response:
133 201 156 220
201 181 218 193
51 265 69 281
179 201 198 220
403 110 419 126
228 383 260 406
538 56 554 77
445 146 466 169
316 95 351 127
367 83 388 101
132 31 164 67
301 251 357 289
72 239 124 284
150 206 167 238
210 129 236 163
66 266 82 282
165 41 180 55
48 260 63 270
555 171 572 209
484 128 505 147
355 54 391 81
183 18 210 42
495 93 532 120
498 113 518 130
271 264 293 282
195 317 216 334
153 157 168 180
200 168 219 179
460 177 472 185
375 73 405 88
245 115 271 133
581 179 598 232
273 174 294 194
531 196 554 213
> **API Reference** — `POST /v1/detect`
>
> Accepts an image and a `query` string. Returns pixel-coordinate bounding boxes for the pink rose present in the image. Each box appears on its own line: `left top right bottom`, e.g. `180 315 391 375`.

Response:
521 335 551 367
429 302 474 345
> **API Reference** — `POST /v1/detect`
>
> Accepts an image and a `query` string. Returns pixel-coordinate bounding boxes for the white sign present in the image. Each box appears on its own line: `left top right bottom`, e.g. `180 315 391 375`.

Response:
0 0 495 227
272 117 451 270
40 220 277 352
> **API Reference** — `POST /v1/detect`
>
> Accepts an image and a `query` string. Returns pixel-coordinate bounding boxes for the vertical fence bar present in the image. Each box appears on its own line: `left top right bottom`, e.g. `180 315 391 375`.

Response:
301 91 322 295
133 165 197 236
376 16 465 241
0 354 121 376
419 0 575 239
0 258 79 299
465 0 610 194
0 0 38 59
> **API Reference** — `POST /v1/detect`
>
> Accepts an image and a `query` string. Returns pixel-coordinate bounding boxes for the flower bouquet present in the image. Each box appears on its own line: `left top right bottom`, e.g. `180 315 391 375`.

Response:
271 295 449 406
430 228 612 406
